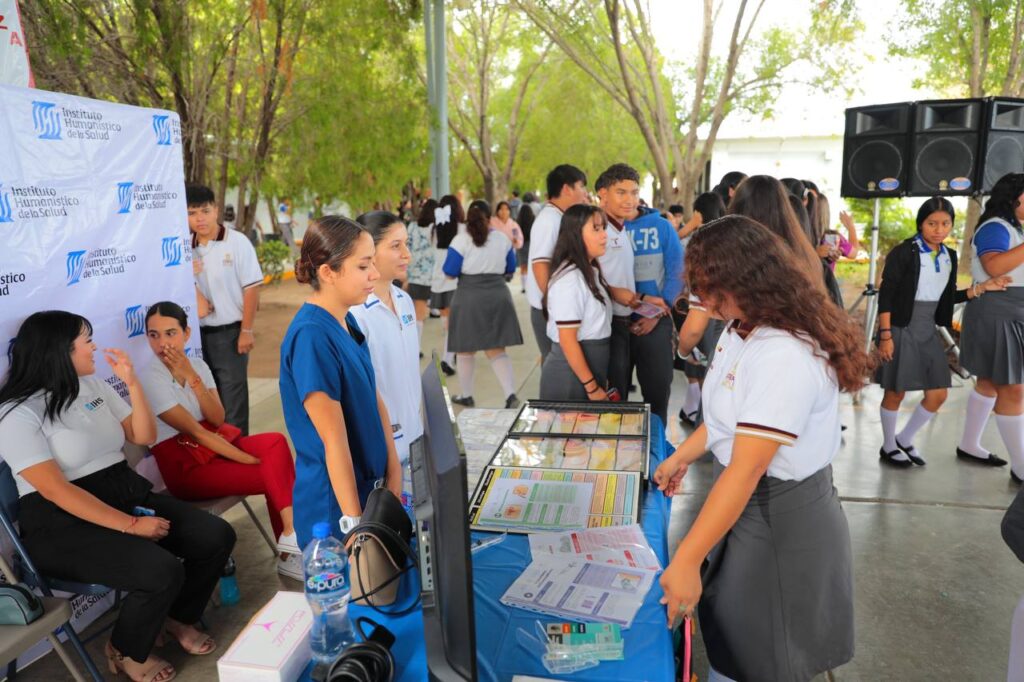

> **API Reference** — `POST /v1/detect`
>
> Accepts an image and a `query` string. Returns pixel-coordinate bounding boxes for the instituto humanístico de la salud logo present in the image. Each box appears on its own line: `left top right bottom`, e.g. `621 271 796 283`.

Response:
66 250 87 285
124 305 146 338
117 182 134 214
0 184 12 223
32 101 62 140
161 236 183 267
152 115 172 146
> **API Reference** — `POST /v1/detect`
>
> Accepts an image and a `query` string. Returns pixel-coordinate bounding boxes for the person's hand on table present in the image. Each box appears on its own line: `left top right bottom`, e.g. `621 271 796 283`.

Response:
659 558 701 627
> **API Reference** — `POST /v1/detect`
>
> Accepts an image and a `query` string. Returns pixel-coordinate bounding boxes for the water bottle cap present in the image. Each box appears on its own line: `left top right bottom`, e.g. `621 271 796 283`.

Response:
312 522 330 539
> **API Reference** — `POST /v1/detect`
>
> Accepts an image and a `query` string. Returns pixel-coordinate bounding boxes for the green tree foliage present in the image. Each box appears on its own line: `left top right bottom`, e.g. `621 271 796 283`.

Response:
847 198 917 256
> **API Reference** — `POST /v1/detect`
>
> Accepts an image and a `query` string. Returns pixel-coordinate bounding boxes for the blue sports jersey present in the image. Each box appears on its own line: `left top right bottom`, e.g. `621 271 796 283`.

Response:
625 206 684 303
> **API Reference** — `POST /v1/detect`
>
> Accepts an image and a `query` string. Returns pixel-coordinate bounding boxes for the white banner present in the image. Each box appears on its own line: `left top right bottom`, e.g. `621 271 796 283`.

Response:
0 0 32 87
0 84 200 669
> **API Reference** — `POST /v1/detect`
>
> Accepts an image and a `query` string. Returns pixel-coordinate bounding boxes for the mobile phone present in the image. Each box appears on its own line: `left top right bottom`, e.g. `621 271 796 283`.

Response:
132 506 156 517
823 233 839 248
605 387 621 402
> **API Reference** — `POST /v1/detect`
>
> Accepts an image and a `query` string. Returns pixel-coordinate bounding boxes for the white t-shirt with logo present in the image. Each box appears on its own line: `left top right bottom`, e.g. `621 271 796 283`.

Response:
525 204 564 309
139 356 218 445
0 376 133 497
193 228 263 327
598 224 636 316
546 265 613 343
703 326 840 481
349 286 423 463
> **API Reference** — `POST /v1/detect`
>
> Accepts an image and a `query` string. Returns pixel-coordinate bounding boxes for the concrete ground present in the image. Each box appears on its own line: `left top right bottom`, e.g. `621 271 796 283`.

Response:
21 274 1024 681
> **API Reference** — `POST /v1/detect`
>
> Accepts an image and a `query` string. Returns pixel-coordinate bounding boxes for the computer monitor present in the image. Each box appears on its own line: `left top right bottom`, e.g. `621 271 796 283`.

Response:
410 354 477 682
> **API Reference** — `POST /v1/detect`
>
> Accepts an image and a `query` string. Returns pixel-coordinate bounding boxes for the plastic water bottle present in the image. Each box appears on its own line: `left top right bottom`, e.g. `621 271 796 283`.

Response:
219 556 240 606
304 522 354 664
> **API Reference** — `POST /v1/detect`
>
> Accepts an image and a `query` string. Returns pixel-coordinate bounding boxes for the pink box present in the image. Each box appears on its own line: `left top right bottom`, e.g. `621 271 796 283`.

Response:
217 591 312 682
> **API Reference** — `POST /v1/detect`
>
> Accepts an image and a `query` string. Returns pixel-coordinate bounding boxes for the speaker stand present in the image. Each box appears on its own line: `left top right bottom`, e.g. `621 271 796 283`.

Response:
847 198 882 405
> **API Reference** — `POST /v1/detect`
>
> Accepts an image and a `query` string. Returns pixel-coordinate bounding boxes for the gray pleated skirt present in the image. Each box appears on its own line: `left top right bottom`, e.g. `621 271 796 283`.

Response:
447 274 523 353
874 300 951 392
539 338 610 401
961 287 1024 384
699 461 854 682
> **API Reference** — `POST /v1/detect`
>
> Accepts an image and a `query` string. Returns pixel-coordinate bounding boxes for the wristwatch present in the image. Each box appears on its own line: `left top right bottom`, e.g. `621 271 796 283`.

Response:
339 514 362 534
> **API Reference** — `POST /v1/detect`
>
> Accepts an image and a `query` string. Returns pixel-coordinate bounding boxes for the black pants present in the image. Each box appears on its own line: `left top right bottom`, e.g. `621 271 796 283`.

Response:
201 322 250 435
18 463 236 664
608 317 632 400
629 316 674 425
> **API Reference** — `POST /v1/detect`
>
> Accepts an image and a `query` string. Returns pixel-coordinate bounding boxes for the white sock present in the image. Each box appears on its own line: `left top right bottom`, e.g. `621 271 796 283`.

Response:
959 390 996 459
442 317 455 365
683 382 701 416
489 352 516 398
1009 596 1024 682
456 353 475 397
416 320 424 344
876 405 901 454
995 413 1024 477
896 404 936 452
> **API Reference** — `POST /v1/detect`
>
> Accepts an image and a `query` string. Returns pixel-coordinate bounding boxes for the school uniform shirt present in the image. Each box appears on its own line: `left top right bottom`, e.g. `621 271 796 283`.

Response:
0 376 132 497
525 203 564 309
279 303 389 545
598 219 637 316
407 223 435 287
349 286 423 464
973 217 1024 286
545 265 613 343
193 227 264 327
139 356 218 445
625 207 684 304
443 230 516 277
703 325 840 481
915 235 953 302
877 236 962 328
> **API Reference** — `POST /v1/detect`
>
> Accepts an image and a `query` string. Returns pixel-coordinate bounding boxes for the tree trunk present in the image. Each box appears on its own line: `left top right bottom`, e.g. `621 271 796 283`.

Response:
959 197 983 275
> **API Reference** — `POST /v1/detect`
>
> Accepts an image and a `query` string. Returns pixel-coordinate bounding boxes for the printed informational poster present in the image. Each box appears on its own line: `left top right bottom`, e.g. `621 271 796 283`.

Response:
473 475 594 532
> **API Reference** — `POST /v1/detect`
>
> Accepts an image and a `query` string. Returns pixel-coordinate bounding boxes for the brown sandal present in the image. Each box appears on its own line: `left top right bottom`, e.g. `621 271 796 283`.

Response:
105 642 177 682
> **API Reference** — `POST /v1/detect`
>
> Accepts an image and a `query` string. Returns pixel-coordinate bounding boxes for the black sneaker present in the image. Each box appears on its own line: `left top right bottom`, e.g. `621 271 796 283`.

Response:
505 394 520 409
451 395 475 407
440 361 456 376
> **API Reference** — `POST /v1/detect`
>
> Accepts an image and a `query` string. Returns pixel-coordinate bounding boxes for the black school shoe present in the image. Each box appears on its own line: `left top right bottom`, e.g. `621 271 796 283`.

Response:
879 447 913 468
505 394 520 409
451 395 475 407
955 447 1008 467
678 408 696 428
895 439 926 466
440 360 456 376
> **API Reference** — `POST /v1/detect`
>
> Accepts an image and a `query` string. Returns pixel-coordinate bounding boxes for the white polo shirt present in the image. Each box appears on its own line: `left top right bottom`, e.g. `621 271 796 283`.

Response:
546 265 613 343
703 325 840 481
526 203 564 309
139 356 218 445
914 236 953 302
193 227 264 327
598 222 636 316
0 376 132 497
445 231 513 276
349 286 423 463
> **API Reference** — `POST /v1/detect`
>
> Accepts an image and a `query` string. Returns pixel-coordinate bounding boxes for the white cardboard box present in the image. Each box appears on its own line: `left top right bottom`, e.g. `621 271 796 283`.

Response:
218 591 312 682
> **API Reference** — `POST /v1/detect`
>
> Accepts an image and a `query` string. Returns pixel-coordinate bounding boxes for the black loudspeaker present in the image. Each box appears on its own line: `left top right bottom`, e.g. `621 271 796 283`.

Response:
907 99 983 196
978 97 1024 193
840 102 912 198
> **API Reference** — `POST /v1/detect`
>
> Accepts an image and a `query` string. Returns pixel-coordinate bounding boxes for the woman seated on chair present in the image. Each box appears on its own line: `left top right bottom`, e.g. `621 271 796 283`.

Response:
0 310 236 682
139 301 302 580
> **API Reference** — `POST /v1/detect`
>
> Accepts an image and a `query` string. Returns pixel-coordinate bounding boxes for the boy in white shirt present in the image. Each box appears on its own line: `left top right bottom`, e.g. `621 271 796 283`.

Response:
188 184 263 434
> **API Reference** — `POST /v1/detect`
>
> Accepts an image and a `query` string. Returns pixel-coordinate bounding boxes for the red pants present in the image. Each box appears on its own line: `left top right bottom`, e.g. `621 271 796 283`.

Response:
150 432 295 539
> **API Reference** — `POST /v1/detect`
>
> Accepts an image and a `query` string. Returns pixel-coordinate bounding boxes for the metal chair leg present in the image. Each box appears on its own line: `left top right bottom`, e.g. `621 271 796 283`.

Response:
242 499 279 557
59 623 104 682
46 632 88 682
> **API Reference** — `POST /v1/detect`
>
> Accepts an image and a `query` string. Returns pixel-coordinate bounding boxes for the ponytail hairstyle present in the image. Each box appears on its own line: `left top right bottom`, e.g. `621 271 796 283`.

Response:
146 301 189 330
712 171 747 205
979 173 1024 228
686 216 872 392
693 192 726 224
435 194 465 249
466 200 491 247
915 196 955 232
416 198 439 228
294 215 368 291
0 311 93 422
544 204 611 319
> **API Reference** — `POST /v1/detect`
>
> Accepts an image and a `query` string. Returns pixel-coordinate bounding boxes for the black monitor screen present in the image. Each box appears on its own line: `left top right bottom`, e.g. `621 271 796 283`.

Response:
410 355 477 682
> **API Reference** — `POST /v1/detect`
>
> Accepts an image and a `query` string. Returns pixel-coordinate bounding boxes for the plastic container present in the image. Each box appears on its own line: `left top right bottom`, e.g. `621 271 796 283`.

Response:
303 522 354 664
220 556 240 606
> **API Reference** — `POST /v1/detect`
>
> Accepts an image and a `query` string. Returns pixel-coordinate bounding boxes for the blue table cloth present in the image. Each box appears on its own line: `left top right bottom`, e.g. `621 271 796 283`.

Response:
304 416 675 682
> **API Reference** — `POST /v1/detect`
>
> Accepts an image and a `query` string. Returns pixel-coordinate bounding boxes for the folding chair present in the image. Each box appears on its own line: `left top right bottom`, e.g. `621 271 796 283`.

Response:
0 463 105 681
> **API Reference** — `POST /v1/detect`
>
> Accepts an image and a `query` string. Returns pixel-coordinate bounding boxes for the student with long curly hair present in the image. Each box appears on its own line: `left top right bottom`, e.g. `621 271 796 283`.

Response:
654 215 868 682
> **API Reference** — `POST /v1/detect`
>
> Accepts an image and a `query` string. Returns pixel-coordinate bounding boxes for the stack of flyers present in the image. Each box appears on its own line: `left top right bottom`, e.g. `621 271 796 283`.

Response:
553 412 579 434
589 439 617 470
528 524 662 571
615 440 645 471
619 413 644 435
597 412 622 435
561 439 590 469
534 409 557 433
572 413 600 435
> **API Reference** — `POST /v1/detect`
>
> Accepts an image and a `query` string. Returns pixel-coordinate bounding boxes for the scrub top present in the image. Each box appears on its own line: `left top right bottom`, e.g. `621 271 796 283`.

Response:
279 303 388 547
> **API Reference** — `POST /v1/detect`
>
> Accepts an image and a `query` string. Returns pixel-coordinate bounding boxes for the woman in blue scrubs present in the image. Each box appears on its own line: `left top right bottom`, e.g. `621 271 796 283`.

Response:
279 215 402 547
